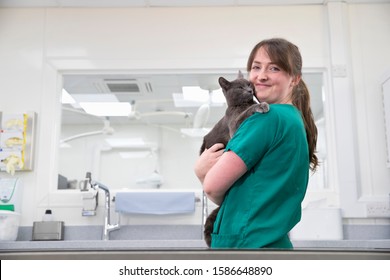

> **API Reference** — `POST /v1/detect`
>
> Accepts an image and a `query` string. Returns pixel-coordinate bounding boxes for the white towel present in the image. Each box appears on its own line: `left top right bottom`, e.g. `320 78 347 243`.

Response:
115 192 195 215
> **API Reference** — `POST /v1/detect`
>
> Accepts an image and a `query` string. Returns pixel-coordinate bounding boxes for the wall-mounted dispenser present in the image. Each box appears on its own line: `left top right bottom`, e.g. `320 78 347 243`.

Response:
0 177 23 241
0 112 36 175
0 177 23 212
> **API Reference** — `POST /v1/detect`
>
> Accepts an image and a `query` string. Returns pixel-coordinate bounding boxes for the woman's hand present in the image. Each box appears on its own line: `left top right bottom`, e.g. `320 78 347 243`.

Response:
195 143 247 205
194 143 225 183
203 150 248 205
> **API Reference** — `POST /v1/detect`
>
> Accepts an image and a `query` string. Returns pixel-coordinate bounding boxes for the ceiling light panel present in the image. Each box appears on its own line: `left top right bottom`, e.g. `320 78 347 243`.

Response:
79 102 132 116
61 89 75 104
71 93 119 103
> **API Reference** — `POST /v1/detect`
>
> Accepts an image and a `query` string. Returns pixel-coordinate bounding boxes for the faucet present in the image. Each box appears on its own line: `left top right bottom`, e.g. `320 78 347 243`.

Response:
84 173 119 240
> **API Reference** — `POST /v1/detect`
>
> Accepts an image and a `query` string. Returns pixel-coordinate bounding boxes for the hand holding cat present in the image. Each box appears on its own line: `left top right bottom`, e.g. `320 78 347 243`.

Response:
194 143 224 184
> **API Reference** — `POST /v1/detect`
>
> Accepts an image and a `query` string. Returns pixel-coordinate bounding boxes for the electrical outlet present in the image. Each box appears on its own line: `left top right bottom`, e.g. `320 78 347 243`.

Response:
366 202 390 217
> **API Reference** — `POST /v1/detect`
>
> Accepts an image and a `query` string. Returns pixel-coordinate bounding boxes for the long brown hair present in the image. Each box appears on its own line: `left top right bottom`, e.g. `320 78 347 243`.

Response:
246 38 319 171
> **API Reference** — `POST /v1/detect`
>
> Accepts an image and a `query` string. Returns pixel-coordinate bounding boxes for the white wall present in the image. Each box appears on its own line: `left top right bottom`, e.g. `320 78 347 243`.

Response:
349 4 390 197
0 4 389 226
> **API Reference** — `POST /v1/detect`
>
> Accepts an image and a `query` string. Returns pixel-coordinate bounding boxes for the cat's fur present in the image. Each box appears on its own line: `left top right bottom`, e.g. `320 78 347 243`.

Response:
199 72 269 154
203 207 219 247
201 72 269 247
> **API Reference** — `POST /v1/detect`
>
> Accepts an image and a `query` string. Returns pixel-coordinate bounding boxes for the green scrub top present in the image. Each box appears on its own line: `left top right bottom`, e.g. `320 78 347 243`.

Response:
211 104 309 249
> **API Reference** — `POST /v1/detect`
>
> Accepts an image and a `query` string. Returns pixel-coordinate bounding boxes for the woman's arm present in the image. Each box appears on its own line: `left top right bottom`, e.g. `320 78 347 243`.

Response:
197 147 247 205
194 143 225 184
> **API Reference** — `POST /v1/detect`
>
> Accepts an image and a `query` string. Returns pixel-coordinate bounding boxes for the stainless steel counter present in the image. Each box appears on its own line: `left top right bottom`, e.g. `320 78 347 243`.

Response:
1 224 389 259
1 239 389 260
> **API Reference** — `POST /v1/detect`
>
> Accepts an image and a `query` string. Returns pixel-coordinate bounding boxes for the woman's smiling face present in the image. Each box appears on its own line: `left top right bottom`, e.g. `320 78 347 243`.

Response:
249 47 299 104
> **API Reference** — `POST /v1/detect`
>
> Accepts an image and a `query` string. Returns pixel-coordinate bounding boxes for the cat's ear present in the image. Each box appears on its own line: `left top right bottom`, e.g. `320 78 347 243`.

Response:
237 70 244 79
218 77 230 90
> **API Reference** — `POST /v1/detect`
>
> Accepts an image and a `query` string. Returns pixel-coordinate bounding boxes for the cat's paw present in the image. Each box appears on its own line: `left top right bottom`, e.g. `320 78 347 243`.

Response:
255 102 270 113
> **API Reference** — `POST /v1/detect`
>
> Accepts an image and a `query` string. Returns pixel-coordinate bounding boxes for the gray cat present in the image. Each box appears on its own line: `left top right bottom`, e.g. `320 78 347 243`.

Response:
200 71 269 154
201 72 269 247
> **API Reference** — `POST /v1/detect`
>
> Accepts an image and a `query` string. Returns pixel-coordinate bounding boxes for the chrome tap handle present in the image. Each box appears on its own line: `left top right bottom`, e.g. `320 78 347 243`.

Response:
89 179 120 240
91 180 110 193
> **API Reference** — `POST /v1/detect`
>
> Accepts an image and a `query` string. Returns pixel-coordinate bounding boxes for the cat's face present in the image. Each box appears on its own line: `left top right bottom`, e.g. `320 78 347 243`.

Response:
218 76 255 106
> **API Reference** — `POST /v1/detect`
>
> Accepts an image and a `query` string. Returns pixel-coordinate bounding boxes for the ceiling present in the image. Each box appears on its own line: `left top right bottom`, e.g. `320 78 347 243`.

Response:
0 0 387 8
62 72 236 126
62 72 324 127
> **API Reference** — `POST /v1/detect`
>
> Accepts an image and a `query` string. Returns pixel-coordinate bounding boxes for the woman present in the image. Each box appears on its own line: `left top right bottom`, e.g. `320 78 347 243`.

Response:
194 38 318 248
